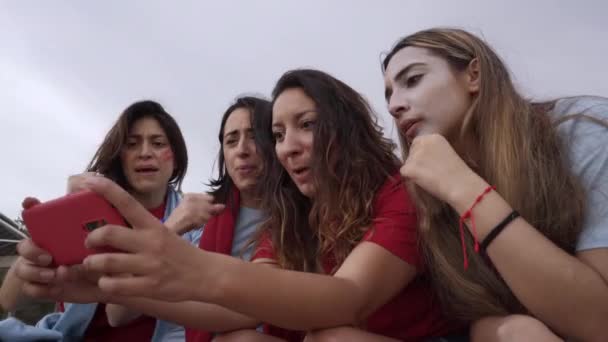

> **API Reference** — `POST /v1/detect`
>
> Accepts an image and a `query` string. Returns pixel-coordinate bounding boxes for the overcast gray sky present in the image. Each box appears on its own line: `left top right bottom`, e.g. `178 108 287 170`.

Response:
1 0 607 220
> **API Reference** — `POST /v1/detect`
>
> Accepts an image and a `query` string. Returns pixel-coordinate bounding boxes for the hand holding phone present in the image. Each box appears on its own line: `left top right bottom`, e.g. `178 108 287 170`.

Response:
22 191 127 265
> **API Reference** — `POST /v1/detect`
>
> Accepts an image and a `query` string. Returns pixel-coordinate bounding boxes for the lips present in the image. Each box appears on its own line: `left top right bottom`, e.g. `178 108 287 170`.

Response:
290 166 311 183
236 165 257 175
134 166 159 174
398 118 422 141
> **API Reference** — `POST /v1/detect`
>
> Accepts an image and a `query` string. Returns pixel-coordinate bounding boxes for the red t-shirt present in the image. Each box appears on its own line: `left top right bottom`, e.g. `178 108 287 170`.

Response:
59 202 167 342
253 173 463 341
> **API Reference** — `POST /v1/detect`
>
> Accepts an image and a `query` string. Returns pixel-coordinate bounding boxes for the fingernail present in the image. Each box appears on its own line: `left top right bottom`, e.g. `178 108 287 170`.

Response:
40 270 55 280
38 254 52 265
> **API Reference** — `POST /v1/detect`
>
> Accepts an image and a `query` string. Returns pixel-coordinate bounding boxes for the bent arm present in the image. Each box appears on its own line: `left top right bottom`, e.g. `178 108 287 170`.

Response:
449 178 608 342
109 296 259 332
195 242 416 330
106 260 268 331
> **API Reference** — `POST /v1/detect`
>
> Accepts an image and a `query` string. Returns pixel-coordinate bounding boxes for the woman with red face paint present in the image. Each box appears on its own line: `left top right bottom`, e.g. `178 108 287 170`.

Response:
0 100 221 342
382 28 608 342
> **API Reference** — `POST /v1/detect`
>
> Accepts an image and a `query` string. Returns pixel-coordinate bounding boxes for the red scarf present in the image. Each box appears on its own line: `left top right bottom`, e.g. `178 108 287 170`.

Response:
185 189 239 342
185 189 302 342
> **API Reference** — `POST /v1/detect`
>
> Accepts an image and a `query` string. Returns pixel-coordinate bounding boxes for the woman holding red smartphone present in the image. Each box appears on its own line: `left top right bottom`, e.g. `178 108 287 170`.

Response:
0 100 208 341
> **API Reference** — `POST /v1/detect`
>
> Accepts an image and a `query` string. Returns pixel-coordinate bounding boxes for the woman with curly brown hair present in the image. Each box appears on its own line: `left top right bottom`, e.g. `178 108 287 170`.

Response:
14 69 466 342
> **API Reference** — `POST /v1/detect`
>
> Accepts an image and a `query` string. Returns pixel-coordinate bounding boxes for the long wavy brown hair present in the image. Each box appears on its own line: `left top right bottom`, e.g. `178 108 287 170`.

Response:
382 28 586 320
257 69 400 272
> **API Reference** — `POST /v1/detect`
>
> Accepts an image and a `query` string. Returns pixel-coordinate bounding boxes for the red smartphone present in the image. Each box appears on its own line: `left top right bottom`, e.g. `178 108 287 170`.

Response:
22 190 128 266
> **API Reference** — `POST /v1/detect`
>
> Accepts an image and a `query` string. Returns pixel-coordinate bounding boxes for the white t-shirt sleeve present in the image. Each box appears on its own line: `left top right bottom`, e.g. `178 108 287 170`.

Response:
553 96 608 251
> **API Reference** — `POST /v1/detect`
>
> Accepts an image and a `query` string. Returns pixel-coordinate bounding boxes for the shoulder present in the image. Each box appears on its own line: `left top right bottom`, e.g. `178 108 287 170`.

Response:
373 171 416 214
550 96 608 169
551 96 608 137
365 171 421 268
552 95 608 117
550 97 608 251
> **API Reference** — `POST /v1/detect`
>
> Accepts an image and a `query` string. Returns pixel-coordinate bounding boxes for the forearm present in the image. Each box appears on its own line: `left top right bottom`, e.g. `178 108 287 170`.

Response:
111 296 258 332
199 255 367 330
0 258 26 311
451 181 608 340
105 304 143 327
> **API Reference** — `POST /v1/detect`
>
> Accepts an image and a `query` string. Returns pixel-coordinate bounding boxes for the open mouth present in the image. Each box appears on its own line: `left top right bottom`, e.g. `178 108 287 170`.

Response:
134 166 159 174
291 167 311 182
293 167 309 175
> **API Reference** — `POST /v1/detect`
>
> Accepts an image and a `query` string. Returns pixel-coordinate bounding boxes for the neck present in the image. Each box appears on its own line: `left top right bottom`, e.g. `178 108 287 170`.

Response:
132 187 167 210
239 189 260 209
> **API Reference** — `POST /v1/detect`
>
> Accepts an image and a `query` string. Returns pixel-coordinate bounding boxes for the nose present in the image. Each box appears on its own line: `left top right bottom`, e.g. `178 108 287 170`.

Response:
276 130 302 161
138 141 153 159
235 136 252 158
388 94 410 120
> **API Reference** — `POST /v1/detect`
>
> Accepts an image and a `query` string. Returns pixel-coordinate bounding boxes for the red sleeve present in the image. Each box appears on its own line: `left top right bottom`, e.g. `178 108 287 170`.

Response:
362 173 422 269
251 232 276 261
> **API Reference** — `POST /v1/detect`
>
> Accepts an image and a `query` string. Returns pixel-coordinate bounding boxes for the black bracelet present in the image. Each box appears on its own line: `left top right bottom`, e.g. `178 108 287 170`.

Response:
480 210 520 253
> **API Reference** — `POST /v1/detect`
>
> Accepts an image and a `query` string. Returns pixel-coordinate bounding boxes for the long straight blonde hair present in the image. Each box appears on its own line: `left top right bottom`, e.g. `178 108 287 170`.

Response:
383 28 586 320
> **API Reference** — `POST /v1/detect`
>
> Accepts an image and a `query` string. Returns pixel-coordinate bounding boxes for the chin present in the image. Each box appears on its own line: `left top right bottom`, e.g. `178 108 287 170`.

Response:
298 184 316 198
132 183 162 194
234 179 257 193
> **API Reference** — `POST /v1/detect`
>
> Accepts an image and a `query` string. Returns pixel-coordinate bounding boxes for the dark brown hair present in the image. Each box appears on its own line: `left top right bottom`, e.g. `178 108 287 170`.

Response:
258 69 401 272
207 96 273 205
86 100 188 191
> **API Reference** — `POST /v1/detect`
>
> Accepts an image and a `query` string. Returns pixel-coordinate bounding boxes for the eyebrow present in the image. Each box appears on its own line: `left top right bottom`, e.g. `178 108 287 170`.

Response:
128 133 166 140
384 62 426 101
272 109 316 128
224 127 253 138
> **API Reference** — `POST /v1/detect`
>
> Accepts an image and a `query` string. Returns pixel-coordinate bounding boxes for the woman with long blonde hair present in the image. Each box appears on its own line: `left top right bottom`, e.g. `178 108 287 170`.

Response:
382 28 608 341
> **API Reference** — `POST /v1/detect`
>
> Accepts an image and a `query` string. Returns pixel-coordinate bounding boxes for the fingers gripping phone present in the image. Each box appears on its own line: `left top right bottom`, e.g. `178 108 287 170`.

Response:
22 190 128 265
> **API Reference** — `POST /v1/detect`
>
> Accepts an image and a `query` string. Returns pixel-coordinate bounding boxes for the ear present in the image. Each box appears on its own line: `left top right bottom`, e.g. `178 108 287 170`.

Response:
465 58 480 93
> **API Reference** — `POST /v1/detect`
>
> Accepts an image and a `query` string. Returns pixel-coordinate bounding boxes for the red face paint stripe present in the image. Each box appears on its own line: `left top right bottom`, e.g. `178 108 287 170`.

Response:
160 148 174 162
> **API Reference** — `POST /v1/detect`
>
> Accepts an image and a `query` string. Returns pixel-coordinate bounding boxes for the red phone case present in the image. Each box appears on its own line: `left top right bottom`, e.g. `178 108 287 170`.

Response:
22 190 128 266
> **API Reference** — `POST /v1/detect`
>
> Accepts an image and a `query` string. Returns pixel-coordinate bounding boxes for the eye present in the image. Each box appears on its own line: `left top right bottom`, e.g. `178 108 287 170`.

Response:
272 131 284 142
406 74 423 88
153 141 167 147
225 139 237 146
301 120 316 130
126 140 137 148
